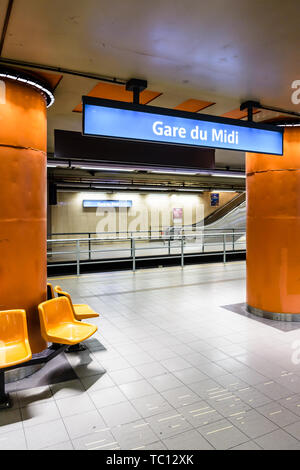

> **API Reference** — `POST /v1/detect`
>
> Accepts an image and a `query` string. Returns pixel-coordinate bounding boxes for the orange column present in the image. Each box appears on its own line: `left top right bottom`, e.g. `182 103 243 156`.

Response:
0 77 48 352
246 127 300 320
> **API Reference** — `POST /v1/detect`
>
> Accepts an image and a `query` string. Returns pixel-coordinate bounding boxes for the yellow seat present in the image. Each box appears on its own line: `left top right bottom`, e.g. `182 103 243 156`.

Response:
0 310 32 369
47 283 55 300
54 285 99 321
38 297 97 346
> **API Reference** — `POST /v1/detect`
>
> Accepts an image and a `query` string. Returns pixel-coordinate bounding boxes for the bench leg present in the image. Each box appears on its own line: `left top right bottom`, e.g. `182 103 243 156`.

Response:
65 343 87 353
0 370 11 410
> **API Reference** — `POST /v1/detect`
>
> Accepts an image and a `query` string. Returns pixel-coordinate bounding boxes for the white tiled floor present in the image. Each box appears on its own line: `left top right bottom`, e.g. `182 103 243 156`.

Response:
2 261 300 450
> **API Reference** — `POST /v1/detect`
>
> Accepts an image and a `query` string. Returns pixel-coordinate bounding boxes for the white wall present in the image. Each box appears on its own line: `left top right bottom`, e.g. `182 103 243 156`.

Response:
51 190 237 235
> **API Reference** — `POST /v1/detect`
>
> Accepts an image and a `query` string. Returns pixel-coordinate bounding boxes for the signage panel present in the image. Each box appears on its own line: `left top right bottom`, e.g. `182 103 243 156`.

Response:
173 208 183 223
83 97 284 155
83 200 132 208
211 193 220 207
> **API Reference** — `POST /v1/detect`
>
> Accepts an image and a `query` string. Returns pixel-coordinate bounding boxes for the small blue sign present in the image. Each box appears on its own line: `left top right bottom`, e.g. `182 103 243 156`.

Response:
83 98 283 155
83 200 132 208
211 193 220 207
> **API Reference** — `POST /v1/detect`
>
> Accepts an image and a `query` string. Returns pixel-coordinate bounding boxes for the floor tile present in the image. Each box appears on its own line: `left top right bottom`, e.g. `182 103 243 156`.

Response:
147 410 192 440
161 357 191 373
148 373 183 392
109 368 143 386
42 440 74 450
198 419 249 450
0 408 22 434
162 386 201 408
126 352 154 366
50 379 85 400
99 401 141 427
81 373 115 392
143 441 167 450
17 386 53 407
275 373 300 393
25 419 69 450
73 361 106 378
234 386 272 408
195 363 228 379
279 394 300 417
283 421 300 440
56 392 95 418
207 393 251 418
21 401 61 428
135 362 168 379
178 401 224 428
189 379 225 400
111 419 158 450
163 429 213 450
72 429 118 450
173 367 208 385
254 429 299 450
131 393 173 418
228 409 278 439
120 379 156 400
89 386 127 408
257 402 300 427
232 440 262 450
0 429 27 450
63 409 107 439
255 381 293 400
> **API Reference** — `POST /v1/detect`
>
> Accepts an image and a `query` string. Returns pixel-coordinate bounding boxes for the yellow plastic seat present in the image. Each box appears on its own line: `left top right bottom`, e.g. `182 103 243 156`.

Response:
54 285 99 321
0 310 32 369
38 297 97 346
47 283 55 300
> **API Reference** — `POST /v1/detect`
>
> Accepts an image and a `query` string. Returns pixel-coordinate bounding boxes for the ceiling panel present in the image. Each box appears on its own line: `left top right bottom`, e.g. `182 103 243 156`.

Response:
174 99 215 112
36 71 63 90
73 82 161 112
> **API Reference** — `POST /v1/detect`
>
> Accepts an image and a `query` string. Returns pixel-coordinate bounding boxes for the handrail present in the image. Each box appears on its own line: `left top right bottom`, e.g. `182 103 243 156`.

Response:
47 231 246 275
47 232 246 244
48 227 243 237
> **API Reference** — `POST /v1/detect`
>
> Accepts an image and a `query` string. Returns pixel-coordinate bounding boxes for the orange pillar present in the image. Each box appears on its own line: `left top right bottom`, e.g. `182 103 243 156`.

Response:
0 77 48 352
246 127 300 320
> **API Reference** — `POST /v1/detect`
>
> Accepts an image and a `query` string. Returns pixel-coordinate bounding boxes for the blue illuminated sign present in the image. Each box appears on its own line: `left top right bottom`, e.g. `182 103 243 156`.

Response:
83 200 132 208
83 97 283 155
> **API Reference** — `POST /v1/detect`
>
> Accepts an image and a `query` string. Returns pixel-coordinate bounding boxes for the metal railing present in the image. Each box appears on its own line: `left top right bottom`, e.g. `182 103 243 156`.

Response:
47 230 246 275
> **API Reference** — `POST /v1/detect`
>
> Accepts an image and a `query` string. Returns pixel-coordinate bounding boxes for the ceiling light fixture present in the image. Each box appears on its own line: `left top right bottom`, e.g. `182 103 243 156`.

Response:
151 170 198 176
211 189 239 193
138 187 169 191
210 172 246 178
80 166 134 172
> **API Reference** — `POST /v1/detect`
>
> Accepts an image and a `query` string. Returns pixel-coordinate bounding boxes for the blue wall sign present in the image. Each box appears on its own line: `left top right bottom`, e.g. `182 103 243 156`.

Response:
211 193 220 207
83 200 132 208
83 97 283 155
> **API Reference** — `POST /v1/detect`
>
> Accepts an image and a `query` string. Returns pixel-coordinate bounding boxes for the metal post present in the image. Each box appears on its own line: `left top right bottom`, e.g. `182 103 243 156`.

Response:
88 233 91 260
0 371 5 400
181 236 184 268
232 229 235 251
223 234 226 264
132 238 136 272
168 238 171 255
76 240 80 276
0 370 10 409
